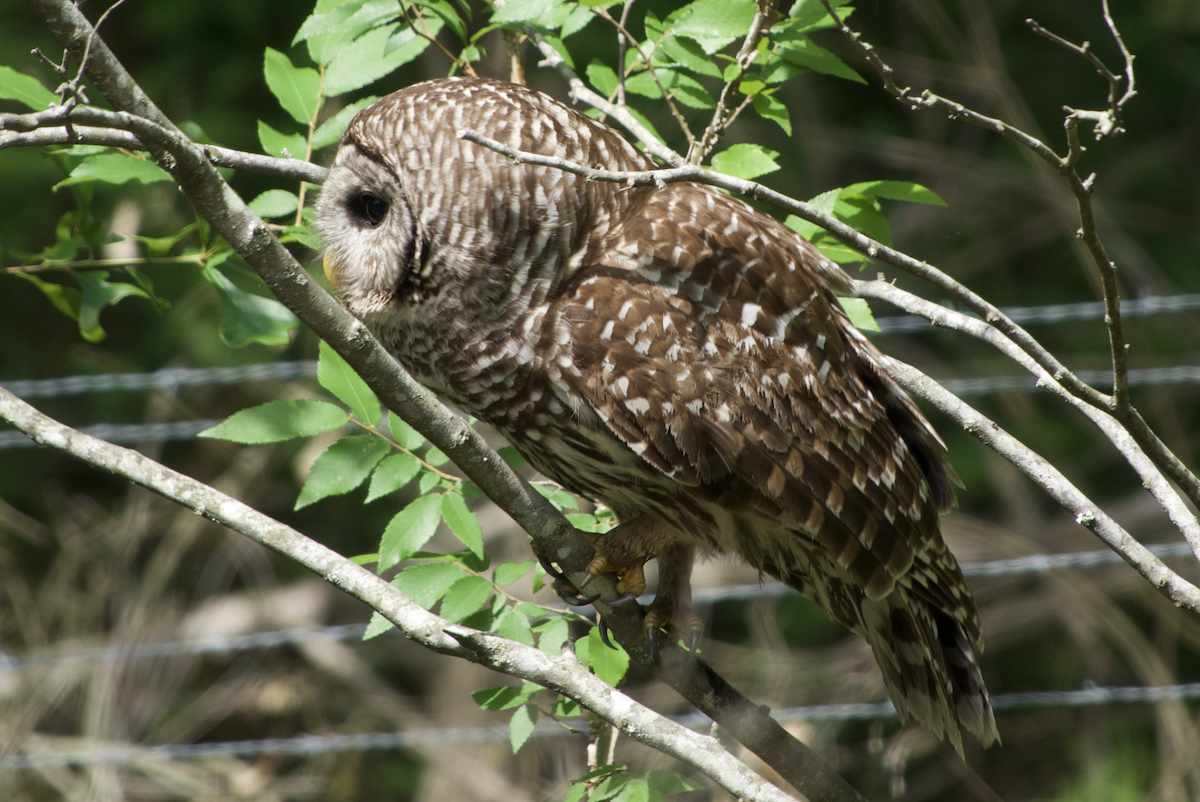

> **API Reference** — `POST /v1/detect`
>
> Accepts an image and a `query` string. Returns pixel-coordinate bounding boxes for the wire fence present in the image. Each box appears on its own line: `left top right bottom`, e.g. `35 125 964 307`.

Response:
2 681 1197 770
0 540 1190 673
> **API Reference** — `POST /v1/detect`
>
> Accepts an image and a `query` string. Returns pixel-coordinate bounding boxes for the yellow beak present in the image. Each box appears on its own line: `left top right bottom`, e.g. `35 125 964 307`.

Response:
322 253 339 285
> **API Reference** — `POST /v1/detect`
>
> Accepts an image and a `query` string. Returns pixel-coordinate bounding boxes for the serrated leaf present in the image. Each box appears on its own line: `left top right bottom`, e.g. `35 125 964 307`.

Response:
325 21 439 96
753 91 792 135
611 779 650 802
777 38 865 84
199 399 347 443
584 626 629 687
534 616 569 655
440 575 494 621
814 238 865 264
673 0 757 54
660 35 723 78
623 71 662 100
363 611 396 639
14 272 82 323
418 469 441 495
317 340 381 425
379 494 443 570
838 297 880 332
562 5 595 37
257 120 308 159
590 773 633 802
586 60 619 96
640 769 701 795
496 609 536 646
392 560 463 607
367 452 422 501
472 684 536 711
493 560 534 587
203 264 299 347
659 70 715 109
492 0 557 24
247 189 301 219
710 143 780 181
784 187 839 240
53 153 172 190
564 785 588 802
0 66 58 110
842 180 946 206
295 434 391 509
388 411 426 450
833 193 892 245
441 492 484 557
509 703 538 753
312 95 379 149
264 47 322 125
425 445 449 466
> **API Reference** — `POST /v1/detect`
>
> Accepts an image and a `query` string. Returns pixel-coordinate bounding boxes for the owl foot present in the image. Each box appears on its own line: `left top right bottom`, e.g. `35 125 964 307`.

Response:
643 601 705 663
535 554 599 606
581 550 647 604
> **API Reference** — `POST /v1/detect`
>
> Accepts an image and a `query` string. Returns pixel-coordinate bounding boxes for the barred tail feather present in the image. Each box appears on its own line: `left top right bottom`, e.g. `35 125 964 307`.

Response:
860 594 999 757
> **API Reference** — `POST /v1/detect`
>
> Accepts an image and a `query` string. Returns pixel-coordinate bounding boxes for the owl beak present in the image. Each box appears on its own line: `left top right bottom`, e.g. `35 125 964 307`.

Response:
322 253 340 286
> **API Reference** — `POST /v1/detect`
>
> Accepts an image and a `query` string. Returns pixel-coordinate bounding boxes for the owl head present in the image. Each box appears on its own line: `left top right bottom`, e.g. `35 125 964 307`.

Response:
316 77 653 346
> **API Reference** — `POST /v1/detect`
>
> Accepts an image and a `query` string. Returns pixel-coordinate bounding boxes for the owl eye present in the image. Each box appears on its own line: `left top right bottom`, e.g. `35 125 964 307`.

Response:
347 191 389 227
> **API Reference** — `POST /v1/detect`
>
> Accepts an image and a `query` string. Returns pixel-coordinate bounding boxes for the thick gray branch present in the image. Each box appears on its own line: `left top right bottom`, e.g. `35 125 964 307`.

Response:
0 388 796 802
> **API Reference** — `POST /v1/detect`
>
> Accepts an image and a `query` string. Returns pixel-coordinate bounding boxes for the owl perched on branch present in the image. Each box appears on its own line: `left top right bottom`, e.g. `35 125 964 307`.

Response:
317 77 998 754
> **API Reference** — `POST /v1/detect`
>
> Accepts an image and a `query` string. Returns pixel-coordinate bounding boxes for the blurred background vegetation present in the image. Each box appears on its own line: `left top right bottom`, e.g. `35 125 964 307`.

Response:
1 0 1199 800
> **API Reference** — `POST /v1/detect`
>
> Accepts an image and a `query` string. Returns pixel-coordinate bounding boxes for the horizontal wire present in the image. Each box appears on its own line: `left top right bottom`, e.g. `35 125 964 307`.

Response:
0 361 318 399
0 419 222 450
876 292 1200 333
1 541 1190 672
2 682 1198 770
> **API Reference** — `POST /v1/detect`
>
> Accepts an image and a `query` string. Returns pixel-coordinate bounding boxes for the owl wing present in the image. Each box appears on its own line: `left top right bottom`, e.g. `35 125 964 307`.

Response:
558 183 976 639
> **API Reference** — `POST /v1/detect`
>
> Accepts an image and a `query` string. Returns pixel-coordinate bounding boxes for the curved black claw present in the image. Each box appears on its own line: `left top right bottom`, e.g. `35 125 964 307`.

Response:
554 580 600 607
646 625 660 664
538 554 566 581
609 591 640 606
597 619 618 650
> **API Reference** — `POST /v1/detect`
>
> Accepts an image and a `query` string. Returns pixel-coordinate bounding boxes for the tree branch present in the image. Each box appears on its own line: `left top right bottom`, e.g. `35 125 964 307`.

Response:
0 387 797 802
22 2 865 798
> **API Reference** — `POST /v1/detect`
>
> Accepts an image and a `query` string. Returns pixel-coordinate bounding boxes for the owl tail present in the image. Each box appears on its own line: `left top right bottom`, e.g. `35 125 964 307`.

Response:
858 593 999 757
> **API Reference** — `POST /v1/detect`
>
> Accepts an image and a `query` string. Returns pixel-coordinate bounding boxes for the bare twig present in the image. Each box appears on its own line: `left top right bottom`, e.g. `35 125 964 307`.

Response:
0 388 797 802
531 34 683 166
817 0 1200 508
615 0 635 106
692 0 778 163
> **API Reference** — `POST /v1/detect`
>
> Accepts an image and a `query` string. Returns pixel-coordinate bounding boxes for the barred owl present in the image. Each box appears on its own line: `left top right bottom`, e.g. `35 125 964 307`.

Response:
317 77 998 754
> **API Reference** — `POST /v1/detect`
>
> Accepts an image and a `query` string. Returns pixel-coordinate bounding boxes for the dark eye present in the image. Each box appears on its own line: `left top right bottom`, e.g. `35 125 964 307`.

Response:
347 191 389 227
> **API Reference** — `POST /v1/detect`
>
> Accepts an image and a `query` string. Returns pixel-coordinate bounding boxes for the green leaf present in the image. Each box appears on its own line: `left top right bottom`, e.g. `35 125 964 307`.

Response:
392 560 463 606
640 769 700 796
363 611 395 639
492 0 557 25
325 21 439 96
263 47 322 125
199 399 347 443
71 271 150 342
582 626 630 687
472 682 537 711
439 575 494 621
659 70 715 109
295 434 392 509
586 60 618 96
203 264 299 347
424 445 449 466
312 95 379 149
496 446 525 468
418 468 441 495
257 120 308 159
753 91 792 135
777 39 865 84
379 494 443 570
590 772 633 802
838 297 881 332
784 187 839 239
710 143 780 181
623 71 662 100
509 703 538 753
534 616 569 655
660 35 723 78
247 189 301 219
814 238 865 264
13 272 82 322
53 153 172 190
672 0 757 54
367 452 422 501
842 180 947 206
0 66 58 110
833 193 892 246
561 5 595 37
611 779 650 802
496 609 536 646
388 411 426 450
441 492 484 557
493 560 534 587
317 340 382 426
563 785 588 802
